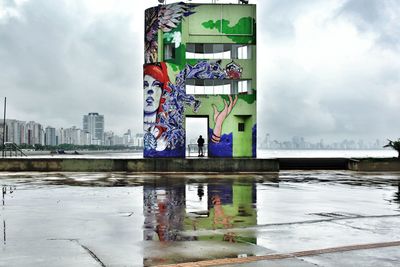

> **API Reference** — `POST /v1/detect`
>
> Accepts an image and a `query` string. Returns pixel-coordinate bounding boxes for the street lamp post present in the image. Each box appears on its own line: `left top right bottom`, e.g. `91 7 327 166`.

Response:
2 97 6 158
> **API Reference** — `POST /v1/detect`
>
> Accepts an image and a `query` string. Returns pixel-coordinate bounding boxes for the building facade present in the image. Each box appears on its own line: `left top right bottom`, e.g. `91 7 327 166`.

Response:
143 2 256 158
83 112 105 145
45 126 57 146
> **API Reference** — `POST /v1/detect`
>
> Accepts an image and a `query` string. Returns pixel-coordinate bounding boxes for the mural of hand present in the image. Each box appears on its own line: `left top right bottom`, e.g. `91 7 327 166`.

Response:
212 95 238 143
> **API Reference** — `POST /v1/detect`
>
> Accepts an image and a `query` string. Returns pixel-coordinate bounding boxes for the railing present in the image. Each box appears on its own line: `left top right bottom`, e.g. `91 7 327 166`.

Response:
1 142 27 157
187 143 208 157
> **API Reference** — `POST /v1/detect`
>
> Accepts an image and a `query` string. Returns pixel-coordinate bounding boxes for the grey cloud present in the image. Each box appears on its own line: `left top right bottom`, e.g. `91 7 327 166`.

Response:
259 60 400 141
338 0 400 50
0 0 142 134
259 0 319 40
2 0 17 8
1 0 399 143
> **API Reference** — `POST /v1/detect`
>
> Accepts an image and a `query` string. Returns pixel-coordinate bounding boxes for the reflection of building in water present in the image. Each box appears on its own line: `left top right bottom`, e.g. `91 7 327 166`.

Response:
186 182 257 244
143 180 257 264
143 183 186 241
143 182 257 241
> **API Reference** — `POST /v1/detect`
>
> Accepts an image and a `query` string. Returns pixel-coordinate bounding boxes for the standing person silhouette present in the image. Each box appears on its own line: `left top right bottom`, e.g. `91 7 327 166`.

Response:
197 135 205 157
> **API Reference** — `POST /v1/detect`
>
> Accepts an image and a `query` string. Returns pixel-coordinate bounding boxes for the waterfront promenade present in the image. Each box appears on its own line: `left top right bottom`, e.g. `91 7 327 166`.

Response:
1 171 399 266
0 156 399 172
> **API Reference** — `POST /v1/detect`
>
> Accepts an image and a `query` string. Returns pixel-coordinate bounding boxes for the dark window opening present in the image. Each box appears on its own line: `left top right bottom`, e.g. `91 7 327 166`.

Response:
238 123 245 132
186 43 252 59
164 44 175 60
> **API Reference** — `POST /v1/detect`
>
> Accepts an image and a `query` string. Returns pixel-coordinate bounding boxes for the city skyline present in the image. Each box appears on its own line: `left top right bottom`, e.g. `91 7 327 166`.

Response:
0 114 144 147
0 0 399 142
0 113 391 150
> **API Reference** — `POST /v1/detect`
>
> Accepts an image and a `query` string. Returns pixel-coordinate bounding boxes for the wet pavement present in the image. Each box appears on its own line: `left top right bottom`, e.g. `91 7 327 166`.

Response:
0 171 399 266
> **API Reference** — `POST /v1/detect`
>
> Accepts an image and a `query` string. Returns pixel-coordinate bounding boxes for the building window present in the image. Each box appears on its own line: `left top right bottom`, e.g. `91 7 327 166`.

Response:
186 79 251 95
186 44 252 60
238 123 245 132
164 44 175 60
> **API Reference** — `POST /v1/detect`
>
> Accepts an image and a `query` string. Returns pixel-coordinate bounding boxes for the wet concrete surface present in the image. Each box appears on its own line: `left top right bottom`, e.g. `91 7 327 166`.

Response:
0 171 399 266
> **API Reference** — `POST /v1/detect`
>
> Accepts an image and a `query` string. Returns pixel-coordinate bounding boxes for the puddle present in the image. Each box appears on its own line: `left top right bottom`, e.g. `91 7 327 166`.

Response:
0 171 400 266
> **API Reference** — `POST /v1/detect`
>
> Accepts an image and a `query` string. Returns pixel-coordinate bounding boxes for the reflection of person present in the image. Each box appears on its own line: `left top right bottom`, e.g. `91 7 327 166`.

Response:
211 95 238 143
143 63 171 151
197 135 205 157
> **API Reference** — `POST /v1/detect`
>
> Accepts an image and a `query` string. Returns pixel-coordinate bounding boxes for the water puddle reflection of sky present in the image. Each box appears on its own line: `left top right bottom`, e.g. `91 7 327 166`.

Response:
1 171 400 266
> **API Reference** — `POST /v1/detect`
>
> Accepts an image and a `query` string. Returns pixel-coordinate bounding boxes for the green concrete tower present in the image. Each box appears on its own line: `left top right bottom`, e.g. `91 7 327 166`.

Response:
144 1 256 158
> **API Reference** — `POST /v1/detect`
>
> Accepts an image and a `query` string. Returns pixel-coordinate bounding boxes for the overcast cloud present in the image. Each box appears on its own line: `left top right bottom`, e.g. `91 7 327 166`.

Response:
0 0 399 142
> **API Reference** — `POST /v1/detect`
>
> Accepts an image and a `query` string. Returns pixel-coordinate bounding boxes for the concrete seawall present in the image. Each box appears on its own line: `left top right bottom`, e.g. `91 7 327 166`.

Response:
348 158 400 171
0 158 279 173
1 158 399 172
279 158 350 170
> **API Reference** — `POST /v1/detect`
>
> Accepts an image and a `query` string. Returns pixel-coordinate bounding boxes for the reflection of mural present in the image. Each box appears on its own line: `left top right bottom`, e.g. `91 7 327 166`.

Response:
143 185 186 242
145 3 195 63
225 61 243 79
143 181 257 264
190 182 257 243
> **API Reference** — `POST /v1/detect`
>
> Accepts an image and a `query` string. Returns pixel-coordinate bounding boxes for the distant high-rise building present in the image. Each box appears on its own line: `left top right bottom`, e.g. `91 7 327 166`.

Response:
123 130 132 146
45 126 56 146
104 131 114 146
83 112 104 145
26 121 43 145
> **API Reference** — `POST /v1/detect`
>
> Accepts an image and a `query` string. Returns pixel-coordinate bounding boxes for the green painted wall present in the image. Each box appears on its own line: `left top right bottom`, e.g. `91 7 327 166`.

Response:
145 3 257 158
185 4 256 44
185 92 256 157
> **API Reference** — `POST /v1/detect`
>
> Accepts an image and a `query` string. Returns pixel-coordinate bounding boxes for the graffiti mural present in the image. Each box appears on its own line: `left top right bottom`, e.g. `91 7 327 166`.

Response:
143 185 186 242
144 62 201 157
144 3 257 158
202 17 256 44
225 61 243 79
145 3 195 63
211 95 238 144
144 59 245 157
208 95 238 157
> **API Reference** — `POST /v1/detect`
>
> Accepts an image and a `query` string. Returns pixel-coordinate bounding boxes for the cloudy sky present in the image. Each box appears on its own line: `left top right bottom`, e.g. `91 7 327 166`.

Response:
0 0 399 142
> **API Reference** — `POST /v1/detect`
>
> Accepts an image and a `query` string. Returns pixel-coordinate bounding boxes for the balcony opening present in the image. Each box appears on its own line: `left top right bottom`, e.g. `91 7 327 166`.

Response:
186 79 251 95
185 116 208 157
186 43 252 60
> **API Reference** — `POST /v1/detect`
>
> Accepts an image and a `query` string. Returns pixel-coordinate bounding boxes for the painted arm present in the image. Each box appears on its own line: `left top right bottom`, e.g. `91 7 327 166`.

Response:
211 95 238 143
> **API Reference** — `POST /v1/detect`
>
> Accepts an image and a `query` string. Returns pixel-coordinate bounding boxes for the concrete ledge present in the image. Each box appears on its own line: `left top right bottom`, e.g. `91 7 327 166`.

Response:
1 158 399 172
0 158 279 173
348 158 400 171
279 158 349 170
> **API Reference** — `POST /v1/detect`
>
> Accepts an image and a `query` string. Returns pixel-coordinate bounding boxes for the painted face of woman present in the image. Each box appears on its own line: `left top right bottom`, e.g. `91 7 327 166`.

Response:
143 74 163 114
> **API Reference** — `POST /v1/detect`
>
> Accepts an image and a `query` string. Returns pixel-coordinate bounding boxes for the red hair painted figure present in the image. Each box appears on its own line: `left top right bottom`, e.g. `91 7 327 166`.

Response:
143 63 170 151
